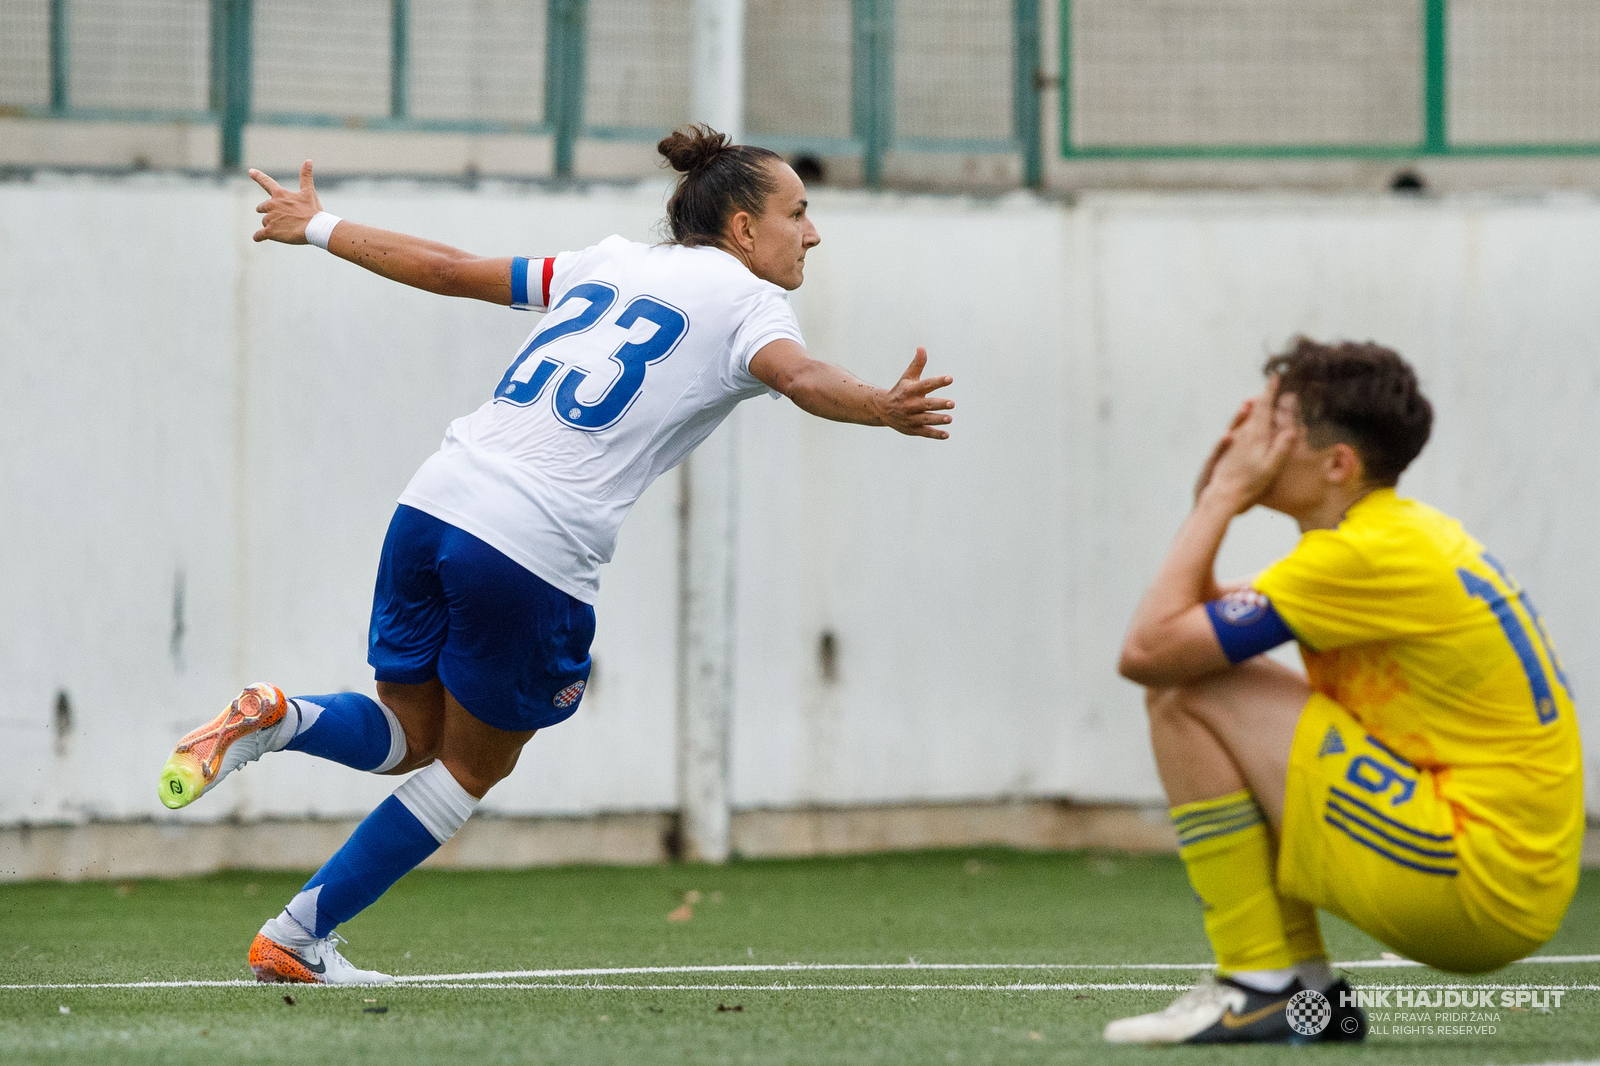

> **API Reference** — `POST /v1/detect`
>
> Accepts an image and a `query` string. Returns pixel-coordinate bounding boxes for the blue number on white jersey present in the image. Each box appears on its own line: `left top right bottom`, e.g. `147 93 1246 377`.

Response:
554 297 688 430
494 282 617 405
494 287 689 431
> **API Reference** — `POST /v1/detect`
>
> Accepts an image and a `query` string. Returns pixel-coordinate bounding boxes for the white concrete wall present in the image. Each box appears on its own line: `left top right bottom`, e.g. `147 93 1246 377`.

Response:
3 174 1598 829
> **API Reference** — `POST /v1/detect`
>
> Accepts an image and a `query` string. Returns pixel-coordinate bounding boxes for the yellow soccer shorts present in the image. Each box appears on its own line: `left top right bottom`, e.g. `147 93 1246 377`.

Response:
1277 693 1541 973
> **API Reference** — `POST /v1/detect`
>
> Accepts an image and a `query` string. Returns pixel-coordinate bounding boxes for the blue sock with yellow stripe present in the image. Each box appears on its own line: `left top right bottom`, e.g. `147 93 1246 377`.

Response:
1172 790 1299 974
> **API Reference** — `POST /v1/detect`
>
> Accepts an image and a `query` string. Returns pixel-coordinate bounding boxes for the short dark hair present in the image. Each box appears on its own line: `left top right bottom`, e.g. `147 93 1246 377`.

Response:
1263 337 1433 485
657 124 783 247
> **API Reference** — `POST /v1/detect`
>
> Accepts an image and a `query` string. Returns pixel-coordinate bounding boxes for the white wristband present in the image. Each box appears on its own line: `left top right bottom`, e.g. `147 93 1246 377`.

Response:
305 211 342 250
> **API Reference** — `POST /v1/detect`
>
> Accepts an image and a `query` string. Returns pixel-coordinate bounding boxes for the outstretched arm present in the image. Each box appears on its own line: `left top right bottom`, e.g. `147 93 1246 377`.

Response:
250 160 513 305
748 341 955 440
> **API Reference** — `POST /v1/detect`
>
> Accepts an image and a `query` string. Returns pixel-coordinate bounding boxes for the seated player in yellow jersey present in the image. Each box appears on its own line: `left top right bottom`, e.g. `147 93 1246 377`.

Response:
1106 338 1584 1045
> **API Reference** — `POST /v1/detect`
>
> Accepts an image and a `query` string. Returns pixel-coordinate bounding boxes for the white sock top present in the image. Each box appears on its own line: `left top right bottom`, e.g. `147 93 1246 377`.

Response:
374 703 407 773
1226 967 1298 993
394 760 479 844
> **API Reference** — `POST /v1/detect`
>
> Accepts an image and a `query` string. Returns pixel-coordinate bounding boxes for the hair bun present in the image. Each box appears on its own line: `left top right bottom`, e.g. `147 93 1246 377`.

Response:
658 124 731 174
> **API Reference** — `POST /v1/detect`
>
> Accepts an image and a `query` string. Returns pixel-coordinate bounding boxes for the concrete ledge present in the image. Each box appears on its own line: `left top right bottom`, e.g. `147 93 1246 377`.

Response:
0 811 675 883
3 801 1595 882
730 800 1178 858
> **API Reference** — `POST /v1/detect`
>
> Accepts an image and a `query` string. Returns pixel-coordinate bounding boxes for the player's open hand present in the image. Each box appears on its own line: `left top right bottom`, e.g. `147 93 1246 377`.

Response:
1193 397 1255 501
876 348 954 439
249 160 323 244
1201 376 1299 513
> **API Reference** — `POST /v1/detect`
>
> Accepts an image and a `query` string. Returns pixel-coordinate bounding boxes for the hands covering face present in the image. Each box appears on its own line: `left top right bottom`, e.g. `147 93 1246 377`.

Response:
1193 377 1303 513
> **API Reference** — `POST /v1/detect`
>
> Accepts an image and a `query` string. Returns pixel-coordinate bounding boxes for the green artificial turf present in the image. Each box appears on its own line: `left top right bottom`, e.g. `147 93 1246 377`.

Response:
1 849 1596 1065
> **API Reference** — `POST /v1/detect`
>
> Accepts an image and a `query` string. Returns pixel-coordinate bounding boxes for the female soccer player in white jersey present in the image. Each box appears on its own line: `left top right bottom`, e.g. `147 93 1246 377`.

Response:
157 126 954 984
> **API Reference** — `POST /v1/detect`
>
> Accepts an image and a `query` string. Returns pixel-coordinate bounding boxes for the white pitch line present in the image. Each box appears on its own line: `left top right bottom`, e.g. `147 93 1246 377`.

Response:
4 954 1597 993
0 980 258 990
371 982 1600 993
1341 954 1600 970
397 954 1600 983
7 979 1600 993
398 962 1215 982
0 981 1187 993
394 982 1196 992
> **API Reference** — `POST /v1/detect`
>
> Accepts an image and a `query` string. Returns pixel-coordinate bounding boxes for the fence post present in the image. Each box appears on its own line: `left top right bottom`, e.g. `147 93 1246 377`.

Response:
692 0 744 141
1058 0 1072 157
390 0 410 121
675 418 740 865
675 0 746 867
1423 0 1448 153
546 0 587 178
852 0 893 189
49 0 68 113
1014 0 1042 187
209 0 227 114
218 0 253 170
216 0 253 169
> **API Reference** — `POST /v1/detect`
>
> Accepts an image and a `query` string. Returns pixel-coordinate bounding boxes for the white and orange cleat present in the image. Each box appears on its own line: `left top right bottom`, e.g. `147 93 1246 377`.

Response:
158 683 295 809
249 923 393 986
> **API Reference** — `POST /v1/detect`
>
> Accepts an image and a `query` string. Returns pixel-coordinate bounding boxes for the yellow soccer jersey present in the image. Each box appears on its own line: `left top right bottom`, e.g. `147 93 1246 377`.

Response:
1252 488 1584 942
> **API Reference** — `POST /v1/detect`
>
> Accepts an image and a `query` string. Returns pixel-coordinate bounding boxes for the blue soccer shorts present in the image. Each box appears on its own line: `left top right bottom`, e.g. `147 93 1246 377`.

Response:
367 504 595 732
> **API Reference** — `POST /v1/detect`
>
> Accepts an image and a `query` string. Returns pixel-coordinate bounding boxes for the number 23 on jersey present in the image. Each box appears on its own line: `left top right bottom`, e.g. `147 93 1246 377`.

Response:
494 282 689 431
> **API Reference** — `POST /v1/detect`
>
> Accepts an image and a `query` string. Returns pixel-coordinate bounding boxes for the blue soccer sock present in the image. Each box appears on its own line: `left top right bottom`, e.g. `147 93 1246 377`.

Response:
284 692 407 773
275 761 479 940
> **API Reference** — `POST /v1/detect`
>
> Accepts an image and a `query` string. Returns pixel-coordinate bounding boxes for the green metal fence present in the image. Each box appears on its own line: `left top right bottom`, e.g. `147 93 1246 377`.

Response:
1061 0 1600 159
0 0 1044 186
17 2 1596 183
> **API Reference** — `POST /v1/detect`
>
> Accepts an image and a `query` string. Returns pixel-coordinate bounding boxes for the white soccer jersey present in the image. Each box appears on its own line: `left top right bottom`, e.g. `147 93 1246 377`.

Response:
398 235 805 602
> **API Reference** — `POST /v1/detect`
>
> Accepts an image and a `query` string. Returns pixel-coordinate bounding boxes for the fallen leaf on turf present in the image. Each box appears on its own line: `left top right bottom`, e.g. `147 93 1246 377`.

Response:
282 995 295 1006
58 1005 69 1015
668 904 693 922
1029 1031 1043 1041
717 1004 744 1013
685 890 703 905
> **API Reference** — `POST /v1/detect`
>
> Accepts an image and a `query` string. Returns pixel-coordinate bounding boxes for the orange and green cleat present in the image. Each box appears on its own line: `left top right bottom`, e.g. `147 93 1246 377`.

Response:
158 683 292 810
